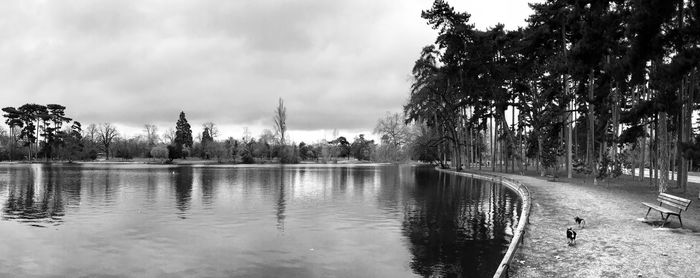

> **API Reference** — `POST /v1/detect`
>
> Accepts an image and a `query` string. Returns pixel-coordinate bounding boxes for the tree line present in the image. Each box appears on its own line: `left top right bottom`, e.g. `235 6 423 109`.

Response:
1 98 402 164
405 0 700 193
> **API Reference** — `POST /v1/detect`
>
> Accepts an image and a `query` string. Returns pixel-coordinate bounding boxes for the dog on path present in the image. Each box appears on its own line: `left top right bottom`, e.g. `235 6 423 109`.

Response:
574 216 586 228
566 227 577 246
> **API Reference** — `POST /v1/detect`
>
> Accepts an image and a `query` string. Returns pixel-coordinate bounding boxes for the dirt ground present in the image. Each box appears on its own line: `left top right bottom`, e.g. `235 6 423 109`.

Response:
477 170 700 278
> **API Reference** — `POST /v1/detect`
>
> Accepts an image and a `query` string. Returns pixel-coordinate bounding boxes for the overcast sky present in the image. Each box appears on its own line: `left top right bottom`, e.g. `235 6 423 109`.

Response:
1 0 536 143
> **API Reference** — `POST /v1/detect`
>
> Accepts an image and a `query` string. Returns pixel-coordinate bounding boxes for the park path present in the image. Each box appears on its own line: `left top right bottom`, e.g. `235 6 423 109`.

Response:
487 173 700 278
629 168 700 184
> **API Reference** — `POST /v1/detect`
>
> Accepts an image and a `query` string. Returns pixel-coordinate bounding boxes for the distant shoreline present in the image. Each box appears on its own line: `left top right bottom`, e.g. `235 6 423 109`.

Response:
0 159 412 167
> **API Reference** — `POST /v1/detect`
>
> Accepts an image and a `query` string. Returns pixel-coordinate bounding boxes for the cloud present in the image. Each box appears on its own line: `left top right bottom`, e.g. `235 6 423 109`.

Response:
0 0 535 140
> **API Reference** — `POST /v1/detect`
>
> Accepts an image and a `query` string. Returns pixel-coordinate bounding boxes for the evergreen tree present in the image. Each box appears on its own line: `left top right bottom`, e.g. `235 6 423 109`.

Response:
63 121 84 162
17 103 46 161
44 104 72 160
174 111 193 159
201 127 213 159
1 107 24 161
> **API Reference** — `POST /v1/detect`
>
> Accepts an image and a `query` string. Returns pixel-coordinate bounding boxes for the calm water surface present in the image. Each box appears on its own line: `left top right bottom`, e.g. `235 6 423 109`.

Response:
0 164 521 278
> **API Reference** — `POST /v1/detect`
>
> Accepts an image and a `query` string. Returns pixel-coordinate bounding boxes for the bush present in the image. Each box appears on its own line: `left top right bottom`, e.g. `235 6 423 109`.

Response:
150 145 169 162
86 149 98 160
0 149 9 161
279 145 299 164
241 150 255 164
167 145 178 161
115 147 133 160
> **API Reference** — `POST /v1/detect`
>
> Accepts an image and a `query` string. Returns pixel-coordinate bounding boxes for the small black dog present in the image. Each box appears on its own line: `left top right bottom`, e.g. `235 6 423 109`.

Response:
566 227 577 245
574 216 586 228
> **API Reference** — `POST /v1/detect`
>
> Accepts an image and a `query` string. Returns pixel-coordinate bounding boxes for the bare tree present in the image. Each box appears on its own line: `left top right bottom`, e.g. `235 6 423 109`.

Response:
374 112 410 148
242 127 252 142
260 129 276 144
144 124 159 146
273 98 287 145
86 123 99 144
163 127 176 144
98 123 119 160
202 122 219 139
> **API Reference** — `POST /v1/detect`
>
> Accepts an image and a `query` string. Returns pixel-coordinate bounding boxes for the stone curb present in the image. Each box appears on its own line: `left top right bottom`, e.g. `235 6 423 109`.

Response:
434 168 532 278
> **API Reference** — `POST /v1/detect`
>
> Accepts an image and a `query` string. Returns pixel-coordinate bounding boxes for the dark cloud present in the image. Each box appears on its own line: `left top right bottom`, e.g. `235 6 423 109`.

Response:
1 0 534 140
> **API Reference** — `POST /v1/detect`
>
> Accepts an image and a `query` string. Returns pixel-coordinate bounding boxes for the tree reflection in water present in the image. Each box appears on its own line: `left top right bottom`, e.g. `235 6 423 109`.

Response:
0 164 521 277
200 168 214 207
402 169 521 277
2 165 78 227
275 166 286 231
174 166 193 218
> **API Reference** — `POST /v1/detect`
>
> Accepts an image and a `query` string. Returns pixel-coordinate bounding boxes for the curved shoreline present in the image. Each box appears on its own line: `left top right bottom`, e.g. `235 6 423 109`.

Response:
435 168 532 278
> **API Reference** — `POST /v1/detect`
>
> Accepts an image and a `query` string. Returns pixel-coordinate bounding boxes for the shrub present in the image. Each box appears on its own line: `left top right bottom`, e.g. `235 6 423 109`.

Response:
241 150 255 164
167 145 178 161
279 145 299 164
87 149 98 160
150 145 169 162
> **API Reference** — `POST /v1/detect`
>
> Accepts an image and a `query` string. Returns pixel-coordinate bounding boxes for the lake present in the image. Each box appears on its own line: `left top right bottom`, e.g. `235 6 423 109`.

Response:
0 163 522 278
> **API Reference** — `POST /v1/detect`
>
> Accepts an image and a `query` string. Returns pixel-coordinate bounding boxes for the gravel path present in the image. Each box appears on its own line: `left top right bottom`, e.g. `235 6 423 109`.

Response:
487 173 700 278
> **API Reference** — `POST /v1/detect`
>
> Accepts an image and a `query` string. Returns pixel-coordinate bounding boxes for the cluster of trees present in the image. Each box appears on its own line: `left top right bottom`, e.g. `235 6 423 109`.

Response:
171 98 384 164
405 0 700 193
1 104 83 161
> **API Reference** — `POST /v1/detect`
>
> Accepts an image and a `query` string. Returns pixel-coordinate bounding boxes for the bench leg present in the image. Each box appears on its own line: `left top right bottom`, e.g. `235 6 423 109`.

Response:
678 215 683 228
644 207 652 218
660 214 670 228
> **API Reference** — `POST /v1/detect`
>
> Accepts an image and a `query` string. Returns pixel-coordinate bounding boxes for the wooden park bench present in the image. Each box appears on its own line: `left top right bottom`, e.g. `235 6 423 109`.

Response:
642 193 692 228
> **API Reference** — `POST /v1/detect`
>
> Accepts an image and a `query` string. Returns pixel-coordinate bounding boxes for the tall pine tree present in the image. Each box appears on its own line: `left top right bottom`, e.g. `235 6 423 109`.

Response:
201 127 213 159
174 111 193 159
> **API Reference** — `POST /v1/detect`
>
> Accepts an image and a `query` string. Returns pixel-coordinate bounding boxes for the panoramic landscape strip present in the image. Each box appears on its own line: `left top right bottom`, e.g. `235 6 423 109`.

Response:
1 0 700 277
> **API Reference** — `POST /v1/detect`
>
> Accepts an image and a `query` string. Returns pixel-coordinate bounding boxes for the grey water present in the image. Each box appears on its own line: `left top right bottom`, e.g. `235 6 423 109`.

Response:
0 163 521 278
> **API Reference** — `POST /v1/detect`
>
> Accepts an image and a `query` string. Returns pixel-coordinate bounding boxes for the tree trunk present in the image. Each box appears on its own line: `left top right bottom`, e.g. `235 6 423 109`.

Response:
632 144 637 179
676 76 684 188
565 76 572 178
588 70 596 185
8 127 13 162
659 112 669 193
479 129 483 171
642 90 649 180
678 73 693 193
671 132 676 183
566 108 573 178
497 112 523 174
611 86 620 167
538 134 544 176
687 71 695 193
562 22 572 178
466 118 471 169
491 115 496 172
503 123 508 173
599 140 606 182
512 105 516 173
443 141 448 168
652 114 658 186
455 130 462 170
465 124 470 169
520 124 525 175
499 124 504 173
640 136 646 180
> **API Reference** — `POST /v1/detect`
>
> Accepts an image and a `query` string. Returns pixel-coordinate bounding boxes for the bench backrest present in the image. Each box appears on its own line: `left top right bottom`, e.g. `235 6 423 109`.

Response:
657 193 692 211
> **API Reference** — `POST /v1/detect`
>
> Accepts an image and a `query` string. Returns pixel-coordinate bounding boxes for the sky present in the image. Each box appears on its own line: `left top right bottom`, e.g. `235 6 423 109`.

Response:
1 0 537 143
